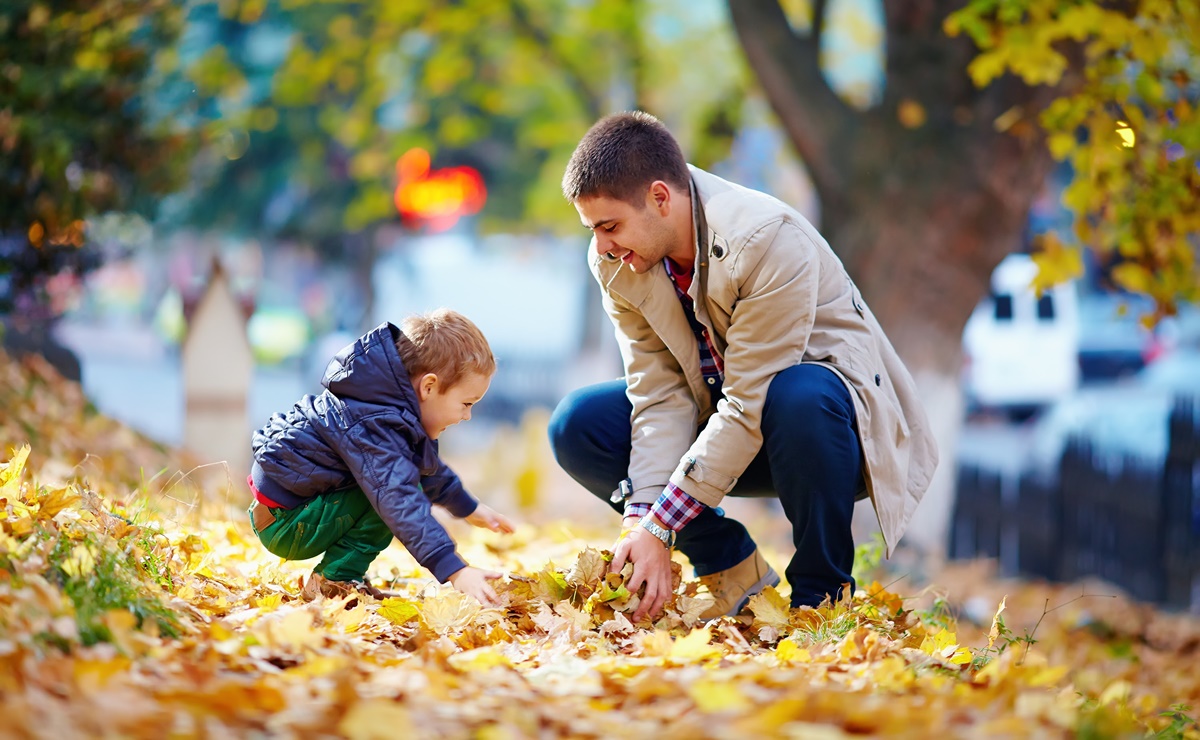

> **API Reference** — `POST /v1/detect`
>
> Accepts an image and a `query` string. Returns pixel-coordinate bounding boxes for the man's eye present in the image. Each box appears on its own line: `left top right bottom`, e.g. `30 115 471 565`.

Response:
604 224 617 233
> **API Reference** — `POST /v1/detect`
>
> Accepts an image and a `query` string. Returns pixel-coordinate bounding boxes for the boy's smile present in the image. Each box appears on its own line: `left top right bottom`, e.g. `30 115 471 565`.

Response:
416 371 492 439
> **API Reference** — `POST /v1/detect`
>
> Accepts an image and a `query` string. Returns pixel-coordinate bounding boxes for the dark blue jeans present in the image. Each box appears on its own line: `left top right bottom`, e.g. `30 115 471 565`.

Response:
548 363 862 607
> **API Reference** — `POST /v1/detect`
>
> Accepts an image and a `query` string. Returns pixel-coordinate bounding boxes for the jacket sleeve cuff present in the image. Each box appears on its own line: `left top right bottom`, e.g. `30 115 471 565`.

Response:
441 488 479 519
629 483 665 508
429 549 468 583
668 456 735 508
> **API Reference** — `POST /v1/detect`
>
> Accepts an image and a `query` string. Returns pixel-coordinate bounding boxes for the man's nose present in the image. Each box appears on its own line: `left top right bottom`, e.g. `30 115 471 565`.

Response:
594 235 616 259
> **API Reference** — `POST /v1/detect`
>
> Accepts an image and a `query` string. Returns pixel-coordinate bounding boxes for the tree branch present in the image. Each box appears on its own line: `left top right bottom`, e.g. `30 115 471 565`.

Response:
726 0 855 198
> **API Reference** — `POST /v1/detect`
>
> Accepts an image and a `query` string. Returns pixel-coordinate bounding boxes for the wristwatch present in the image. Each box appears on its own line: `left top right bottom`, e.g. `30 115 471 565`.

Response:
639 518 676 549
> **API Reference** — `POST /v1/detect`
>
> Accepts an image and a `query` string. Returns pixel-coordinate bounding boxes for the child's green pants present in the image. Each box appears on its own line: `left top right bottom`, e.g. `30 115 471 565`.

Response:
248 487 392 582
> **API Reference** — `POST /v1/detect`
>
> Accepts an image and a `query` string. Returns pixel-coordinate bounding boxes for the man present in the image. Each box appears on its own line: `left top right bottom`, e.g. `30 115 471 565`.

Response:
548 111 938 623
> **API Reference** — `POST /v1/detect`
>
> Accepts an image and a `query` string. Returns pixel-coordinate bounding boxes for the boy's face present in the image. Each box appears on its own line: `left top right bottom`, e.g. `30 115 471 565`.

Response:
415 371 492 440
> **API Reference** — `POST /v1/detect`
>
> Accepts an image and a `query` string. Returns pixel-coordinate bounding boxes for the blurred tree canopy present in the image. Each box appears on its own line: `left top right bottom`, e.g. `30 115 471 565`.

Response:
727 0 1198 385
166 0 750 251
2 0 750 322
0 0 190 318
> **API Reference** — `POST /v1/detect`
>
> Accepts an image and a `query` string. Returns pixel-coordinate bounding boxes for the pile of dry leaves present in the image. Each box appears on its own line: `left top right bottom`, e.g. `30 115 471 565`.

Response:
1 350 1198 738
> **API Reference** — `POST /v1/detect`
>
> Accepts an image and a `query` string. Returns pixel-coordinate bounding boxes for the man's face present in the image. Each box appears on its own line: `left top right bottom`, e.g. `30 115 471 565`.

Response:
575 188 678 275
416 371 492 440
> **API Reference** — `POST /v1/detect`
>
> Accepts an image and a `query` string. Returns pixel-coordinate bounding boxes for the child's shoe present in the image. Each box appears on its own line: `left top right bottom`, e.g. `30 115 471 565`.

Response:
301 572 394 601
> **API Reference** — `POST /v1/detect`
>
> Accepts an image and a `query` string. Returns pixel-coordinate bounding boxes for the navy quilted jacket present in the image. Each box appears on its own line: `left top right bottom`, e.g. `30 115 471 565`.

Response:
250 322 477 582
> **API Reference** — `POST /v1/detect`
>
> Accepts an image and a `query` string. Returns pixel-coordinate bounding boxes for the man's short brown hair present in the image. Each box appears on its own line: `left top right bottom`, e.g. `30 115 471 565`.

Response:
397 308 495 389
562 111 691 205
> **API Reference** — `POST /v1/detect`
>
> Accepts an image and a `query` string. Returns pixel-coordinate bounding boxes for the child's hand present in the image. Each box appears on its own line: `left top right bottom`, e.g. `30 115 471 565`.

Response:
448 566 503 607
465 503 515 533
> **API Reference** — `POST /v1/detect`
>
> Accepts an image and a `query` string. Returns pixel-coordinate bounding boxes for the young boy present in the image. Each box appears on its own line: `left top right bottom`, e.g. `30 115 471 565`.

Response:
247 309 514 606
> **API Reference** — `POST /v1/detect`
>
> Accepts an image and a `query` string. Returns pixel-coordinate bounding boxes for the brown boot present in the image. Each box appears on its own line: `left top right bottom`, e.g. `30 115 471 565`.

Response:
697 549 780 621
301 572 393 602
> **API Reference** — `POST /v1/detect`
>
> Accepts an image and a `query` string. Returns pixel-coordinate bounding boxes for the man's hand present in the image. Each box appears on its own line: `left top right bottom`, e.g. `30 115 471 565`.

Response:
447 566 503 606
465 503 515 533
610 516 674 623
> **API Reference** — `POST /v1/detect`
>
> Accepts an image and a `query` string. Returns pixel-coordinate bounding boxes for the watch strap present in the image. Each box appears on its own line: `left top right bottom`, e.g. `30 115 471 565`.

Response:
639 518 676 549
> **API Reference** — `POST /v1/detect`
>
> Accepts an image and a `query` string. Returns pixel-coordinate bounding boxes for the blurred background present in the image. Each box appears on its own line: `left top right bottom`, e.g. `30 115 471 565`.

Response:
2 0 1197 610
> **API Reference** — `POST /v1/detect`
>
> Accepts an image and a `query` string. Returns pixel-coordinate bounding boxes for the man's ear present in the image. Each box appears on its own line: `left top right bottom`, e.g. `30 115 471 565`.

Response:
648 180 671 214
417 373 439 400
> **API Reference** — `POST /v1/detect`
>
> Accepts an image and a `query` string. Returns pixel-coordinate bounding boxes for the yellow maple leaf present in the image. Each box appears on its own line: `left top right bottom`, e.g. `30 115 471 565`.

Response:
599 610 635 636
776 637 811 664
565 548 605 587
256 593 283 612
871 655 915 691
553 600 594 631
0 444 30 497
673 595 714 629
378 597 420 625
669 626 722 663
34 485 80 520
331 601 368 632
863 581 904 616
1098 679 1132 706
1027 664 1070 688
420 590 481 635
746 586 791 632
289 655 349 679
258 607 324 651
73 656 133 694
637 629 676 658
448 645 511 672
920 628 972 665
534 564 567 602
338 699 412 739
689 678 750 713
60 544 96 579
987 597 1007 651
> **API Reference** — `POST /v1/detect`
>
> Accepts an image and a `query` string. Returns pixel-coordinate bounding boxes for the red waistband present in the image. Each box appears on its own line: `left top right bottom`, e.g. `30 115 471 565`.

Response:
247 474 286 509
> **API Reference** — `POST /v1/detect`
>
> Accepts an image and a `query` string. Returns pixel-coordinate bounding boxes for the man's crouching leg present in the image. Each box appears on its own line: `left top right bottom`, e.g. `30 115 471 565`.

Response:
762 364 862 608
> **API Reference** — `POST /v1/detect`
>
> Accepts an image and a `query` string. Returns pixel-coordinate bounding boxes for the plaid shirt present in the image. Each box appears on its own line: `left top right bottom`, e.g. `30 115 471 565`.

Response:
626 482 707 531
663 258 724 403
623 258 722 532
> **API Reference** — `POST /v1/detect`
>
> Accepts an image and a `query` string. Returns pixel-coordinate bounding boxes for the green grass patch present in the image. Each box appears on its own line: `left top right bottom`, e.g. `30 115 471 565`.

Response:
47 526 181 646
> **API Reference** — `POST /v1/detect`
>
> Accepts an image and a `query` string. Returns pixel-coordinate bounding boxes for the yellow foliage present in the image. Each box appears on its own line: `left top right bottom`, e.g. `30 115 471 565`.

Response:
776 637 812 664
1 421 1199 736
668 626 722 663
949 0 1200 313
689 678 750 713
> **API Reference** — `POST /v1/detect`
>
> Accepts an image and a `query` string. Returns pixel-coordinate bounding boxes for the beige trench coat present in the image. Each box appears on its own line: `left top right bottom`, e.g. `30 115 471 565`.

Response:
590 166 938 555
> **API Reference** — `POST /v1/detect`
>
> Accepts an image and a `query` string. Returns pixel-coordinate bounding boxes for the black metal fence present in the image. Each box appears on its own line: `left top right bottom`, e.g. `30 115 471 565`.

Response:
951 398 1200 611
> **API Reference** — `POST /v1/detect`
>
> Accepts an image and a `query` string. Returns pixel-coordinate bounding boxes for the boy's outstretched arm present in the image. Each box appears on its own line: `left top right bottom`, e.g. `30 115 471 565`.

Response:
465 503 514 533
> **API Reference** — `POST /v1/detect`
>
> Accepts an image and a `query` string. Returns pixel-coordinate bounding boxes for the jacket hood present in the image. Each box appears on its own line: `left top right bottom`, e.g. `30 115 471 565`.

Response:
322 322 421 414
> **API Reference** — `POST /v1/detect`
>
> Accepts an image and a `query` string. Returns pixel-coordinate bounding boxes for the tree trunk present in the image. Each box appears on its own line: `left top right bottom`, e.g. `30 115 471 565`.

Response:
728 0 1067 555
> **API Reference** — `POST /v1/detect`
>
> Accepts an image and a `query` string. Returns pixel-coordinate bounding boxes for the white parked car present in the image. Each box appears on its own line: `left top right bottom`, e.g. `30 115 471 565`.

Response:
962 254 1080 417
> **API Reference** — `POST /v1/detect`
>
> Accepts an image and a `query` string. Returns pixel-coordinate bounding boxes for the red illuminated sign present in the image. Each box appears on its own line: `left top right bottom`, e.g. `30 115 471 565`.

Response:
393 148 487 232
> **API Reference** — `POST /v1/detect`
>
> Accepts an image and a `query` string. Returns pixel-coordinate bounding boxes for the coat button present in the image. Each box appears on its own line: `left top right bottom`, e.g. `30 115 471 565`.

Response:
707 377 716 385
712 244 725 259
875 374 881 386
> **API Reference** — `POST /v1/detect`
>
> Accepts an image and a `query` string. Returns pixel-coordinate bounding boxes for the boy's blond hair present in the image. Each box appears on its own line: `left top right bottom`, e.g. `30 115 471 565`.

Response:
398 308 495 389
